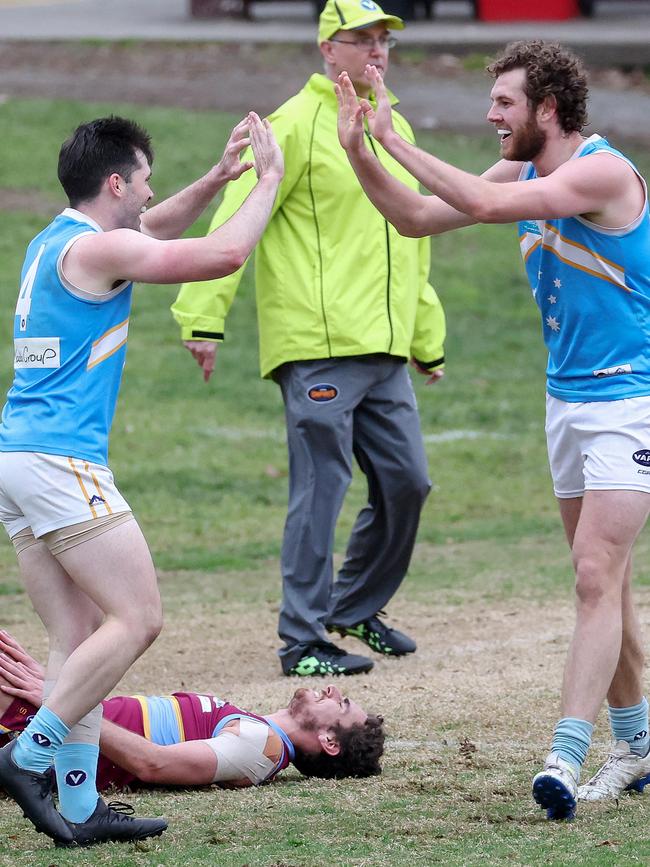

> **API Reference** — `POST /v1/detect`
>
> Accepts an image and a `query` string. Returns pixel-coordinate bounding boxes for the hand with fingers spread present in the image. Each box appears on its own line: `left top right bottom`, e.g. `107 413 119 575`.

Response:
335 71 366 153
215 116 256 184
247 112 284 182
363 64 396 146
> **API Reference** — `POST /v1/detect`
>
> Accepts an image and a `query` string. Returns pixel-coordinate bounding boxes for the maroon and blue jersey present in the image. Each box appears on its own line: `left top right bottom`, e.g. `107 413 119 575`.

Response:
0 692 294 790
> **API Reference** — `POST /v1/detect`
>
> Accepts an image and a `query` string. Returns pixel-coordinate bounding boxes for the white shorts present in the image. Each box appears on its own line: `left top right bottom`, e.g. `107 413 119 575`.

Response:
0 451 131 539
546 394 650 498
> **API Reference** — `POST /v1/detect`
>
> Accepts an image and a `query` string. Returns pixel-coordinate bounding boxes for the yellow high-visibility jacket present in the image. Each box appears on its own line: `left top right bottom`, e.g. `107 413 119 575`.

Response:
172 73 445 379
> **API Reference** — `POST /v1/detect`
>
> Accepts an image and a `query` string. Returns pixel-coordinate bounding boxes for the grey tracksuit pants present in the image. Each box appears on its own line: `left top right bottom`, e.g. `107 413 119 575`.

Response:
276 355 432 672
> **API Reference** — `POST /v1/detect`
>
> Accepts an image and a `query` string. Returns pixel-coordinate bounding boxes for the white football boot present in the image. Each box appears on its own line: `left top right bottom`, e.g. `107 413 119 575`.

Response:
532 752 579 820
578 740 650 802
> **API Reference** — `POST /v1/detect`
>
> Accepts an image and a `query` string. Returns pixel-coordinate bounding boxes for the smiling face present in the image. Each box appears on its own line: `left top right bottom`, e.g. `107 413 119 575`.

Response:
289 685 367 734
487 67 547 162
320 23 391 98
114 148 153 231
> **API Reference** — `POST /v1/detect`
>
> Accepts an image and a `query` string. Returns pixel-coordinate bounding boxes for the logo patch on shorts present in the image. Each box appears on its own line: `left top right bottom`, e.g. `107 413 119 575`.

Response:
65 769 87 787
632 449 650 466
307 383 338 403
88 494 105 507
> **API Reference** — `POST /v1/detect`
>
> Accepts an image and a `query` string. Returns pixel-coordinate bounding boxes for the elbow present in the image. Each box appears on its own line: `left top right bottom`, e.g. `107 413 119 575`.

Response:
133 754 163 783
217 245 247 277
468 197 501 224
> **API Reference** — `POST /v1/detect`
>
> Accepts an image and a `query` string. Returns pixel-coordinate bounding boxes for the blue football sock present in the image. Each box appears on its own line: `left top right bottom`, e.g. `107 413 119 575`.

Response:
551 717 593 773
609 697 650 757
12 705 70 773
55 742 100 823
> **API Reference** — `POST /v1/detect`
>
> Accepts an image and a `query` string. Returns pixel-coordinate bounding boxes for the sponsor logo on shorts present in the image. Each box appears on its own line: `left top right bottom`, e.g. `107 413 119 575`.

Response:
593 363 632 378
65 769 87 787
307 383 338 403
88 494 106 507
632 449 650 467
32 732 51 747
14 337 61 369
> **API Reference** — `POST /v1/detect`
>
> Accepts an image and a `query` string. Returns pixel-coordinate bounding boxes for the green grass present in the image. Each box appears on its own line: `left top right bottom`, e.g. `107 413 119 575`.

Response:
1 95 650 866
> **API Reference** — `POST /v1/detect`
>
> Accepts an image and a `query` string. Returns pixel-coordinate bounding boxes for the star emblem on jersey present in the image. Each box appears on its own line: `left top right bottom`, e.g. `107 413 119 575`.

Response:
553 278 562 288
548 295 557 305
546 315 561 332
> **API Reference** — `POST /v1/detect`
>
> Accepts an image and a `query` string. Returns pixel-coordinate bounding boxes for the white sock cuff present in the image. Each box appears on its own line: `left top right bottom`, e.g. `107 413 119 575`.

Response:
64 703 103 746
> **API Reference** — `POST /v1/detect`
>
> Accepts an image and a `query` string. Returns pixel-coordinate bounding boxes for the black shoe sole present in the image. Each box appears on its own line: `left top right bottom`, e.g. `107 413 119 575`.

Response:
56 827 167 848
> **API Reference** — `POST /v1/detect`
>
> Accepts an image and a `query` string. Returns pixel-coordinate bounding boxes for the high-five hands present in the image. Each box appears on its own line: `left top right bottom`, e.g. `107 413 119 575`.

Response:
335 66 396 149
216 113 284 184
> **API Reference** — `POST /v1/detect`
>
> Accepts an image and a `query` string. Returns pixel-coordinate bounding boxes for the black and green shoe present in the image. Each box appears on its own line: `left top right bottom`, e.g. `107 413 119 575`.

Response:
327 613 417 656
285 643 374 677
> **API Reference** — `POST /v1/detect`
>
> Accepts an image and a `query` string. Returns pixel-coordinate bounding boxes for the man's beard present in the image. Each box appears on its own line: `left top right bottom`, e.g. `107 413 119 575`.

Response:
289 688 319 732
509 113 547 162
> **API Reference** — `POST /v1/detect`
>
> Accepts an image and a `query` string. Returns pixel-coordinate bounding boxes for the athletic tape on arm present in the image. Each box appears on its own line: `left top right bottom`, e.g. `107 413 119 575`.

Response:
204 717 276 784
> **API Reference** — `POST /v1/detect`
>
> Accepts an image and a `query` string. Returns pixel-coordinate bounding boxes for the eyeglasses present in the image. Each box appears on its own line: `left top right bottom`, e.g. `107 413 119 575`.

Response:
329 35 397 51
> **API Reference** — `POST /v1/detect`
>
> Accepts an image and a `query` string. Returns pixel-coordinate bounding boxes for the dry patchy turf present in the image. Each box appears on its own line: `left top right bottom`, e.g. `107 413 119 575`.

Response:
4 567 650 865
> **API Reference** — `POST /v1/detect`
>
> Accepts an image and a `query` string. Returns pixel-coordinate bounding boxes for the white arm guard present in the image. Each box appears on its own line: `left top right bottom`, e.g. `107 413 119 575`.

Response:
204 717 277 785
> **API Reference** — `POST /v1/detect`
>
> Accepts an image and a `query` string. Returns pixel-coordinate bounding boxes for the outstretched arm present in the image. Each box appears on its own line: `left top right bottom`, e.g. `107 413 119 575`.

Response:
361 65 639 225
141 117 256 240
66 112 284 289
336 72 493 237
99 721 219 787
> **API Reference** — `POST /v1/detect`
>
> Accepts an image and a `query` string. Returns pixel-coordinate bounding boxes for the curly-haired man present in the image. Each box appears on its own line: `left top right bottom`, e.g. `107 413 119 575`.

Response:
336 39 650 819
0 631 384 791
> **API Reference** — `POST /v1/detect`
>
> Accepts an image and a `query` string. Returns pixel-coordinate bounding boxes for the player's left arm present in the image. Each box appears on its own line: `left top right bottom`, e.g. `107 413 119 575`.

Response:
140 117 256 240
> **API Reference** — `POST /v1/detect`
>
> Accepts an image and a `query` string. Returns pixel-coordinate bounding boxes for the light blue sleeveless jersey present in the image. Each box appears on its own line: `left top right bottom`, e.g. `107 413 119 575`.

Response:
0 209 133 465
517 135 650 401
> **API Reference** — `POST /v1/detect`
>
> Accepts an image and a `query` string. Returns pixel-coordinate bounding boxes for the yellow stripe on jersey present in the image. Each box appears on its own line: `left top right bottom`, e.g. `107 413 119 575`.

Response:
542 223 630 292
133 695 152 740
87 318 129 370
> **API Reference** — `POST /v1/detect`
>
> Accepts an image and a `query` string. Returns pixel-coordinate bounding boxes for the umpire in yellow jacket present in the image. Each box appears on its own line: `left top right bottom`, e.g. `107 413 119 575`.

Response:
172 0 446 677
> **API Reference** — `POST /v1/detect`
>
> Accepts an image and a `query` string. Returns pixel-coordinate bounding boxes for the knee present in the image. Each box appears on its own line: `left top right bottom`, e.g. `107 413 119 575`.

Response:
123 598 163 652
573 554 617 608
396 468 431 504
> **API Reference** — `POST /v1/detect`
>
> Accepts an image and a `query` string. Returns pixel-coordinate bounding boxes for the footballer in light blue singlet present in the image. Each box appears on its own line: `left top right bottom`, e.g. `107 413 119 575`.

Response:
517 135 650 403
0 208 133 465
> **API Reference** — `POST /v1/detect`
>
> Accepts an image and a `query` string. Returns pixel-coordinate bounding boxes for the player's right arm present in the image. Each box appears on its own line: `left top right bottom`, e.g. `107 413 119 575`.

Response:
171 107 303 382
99 721 218 786
98 718 283 788
335 70 520 237
64 113 284 291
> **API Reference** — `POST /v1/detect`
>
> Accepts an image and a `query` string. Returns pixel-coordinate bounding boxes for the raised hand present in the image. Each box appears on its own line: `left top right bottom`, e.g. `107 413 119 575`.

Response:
335 72 366 153
248 112 284 181
215 117 256 183
363 64 395 145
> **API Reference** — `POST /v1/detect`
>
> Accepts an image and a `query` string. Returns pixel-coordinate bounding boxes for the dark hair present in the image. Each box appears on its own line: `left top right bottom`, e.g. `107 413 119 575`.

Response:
292 715 385 779
487 40 588 134
57 116 154 206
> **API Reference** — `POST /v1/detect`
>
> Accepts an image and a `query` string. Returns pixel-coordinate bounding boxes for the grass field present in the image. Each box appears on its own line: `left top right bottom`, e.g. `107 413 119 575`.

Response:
1 96 650 866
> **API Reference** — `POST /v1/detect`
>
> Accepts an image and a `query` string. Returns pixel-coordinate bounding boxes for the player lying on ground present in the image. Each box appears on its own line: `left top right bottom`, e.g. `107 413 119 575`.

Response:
0 631 384 789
